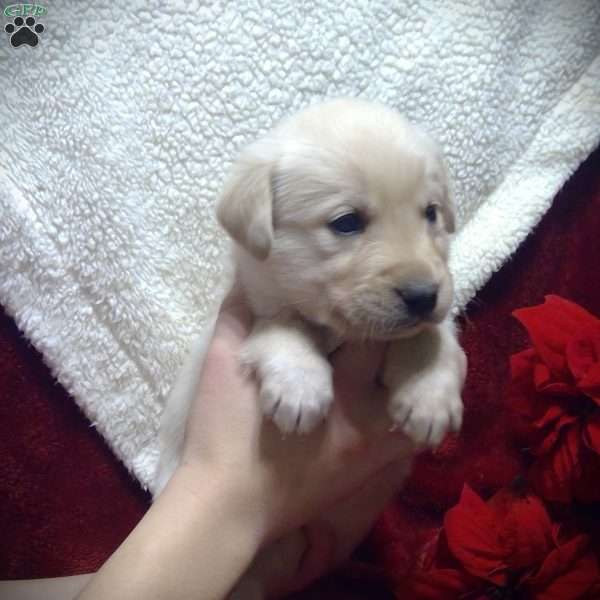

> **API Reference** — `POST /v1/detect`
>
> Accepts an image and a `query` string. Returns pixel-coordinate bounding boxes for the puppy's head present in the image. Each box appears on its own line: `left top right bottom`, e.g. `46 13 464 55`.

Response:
218 99 456 340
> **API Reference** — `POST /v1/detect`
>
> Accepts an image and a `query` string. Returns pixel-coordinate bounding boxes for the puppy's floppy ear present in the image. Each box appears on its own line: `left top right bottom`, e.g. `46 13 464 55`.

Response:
217 150 274 260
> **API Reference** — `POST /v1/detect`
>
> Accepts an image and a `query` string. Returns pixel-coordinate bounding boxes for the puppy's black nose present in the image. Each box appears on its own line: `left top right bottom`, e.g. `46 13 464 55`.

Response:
395 283 439 318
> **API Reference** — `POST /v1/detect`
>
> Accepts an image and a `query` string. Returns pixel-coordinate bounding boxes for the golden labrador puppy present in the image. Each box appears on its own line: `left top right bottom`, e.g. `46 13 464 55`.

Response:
154 98 467 597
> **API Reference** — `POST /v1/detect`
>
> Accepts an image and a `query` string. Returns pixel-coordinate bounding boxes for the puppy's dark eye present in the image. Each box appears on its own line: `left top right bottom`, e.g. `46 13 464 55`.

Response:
424 204 438 224
328 212 366 236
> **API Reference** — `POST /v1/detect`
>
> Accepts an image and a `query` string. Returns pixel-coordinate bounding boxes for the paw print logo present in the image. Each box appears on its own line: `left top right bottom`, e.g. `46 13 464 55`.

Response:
4 16 45 48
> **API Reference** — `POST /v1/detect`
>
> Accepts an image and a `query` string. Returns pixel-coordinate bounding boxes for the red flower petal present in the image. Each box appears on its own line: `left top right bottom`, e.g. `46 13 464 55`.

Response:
526 535 598 600
409 568 480 600
583 413 600 455
532 404 568 430
532 366 578 396
534 361 553 390
533 411 578 456
529 425 582 503
513 296 596 381
573 447 600 503
444 486 507 584
539 380 580 396
488 489 553 570
567 327 600 393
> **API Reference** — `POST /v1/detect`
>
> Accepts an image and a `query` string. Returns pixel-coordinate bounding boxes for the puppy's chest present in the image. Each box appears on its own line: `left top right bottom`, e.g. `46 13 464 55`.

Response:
322 328 344 355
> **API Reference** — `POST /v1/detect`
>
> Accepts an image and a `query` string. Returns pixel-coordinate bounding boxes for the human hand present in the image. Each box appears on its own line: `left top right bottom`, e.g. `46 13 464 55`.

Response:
243 457 411 598
175 289 415 545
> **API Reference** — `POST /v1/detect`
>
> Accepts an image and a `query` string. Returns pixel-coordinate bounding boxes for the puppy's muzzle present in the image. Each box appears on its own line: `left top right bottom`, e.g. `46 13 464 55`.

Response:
395 282 439 319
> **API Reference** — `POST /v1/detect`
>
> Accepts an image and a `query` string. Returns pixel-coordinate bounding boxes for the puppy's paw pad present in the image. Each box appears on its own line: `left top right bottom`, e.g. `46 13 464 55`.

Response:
255 357 334 434
388 372 463 447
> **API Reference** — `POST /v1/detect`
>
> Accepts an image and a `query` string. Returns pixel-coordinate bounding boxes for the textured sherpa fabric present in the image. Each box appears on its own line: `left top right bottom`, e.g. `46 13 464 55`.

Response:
0 1 599 488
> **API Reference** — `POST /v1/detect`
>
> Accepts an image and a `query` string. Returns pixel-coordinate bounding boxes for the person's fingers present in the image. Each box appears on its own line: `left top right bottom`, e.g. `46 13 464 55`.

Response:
321 458 411 562
284 523 337 594
281 459 411 595
249 528 311 598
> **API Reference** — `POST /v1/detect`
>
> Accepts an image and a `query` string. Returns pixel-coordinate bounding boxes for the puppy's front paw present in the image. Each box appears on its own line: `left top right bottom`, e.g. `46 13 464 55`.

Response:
388 368 463 447
242 350 334 434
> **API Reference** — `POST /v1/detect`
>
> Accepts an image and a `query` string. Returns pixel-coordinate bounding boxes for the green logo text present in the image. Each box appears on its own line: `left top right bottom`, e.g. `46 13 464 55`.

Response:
4 4 47 17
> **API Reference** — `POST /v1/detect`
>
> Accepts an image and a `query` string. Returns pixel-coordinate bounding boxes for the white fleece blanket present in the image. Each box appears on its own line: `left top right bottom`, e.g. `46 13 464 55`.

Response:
1 1 599 488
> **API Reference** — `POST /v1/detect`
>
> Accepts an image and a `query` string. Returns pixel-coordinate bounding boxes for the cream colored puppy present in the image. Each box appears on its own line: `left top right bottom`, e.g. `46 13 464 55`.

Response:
154 96 466 491
153 98 466 594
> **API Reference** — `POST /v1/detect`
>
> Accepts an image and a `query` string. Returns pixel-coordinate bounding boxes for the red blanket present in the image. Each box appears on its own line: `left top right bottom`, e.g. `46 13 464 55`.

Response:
1 147 599 598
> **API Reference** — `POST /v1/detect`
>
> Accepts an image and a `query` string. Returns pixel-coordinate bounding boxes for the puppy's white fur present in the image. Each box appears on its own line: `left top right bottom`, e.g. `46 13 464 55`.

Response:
153 98 467 597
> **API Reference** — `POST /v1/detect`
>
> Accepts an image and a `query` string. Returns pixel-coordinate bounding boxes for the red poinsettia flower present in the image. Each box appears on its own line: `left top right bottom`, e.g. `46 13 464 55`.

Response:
407 484 599 600
508 295 600 502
